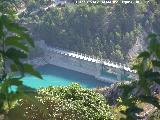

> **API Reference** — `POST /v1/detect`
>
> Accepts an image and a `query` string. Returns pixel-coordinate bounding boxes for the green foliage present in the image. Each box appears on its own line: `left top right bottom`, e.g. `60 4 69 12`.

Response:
0 11 42 113
17 84 115 120
19 0 160 63
119 33 160 119
148 109 160 120
19 2 145 63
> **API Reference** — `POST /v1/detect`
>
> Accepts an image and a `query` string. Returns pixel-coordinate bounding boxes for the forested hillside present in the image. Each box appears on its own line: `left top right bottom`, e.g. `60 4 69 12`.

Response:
15 0 160 63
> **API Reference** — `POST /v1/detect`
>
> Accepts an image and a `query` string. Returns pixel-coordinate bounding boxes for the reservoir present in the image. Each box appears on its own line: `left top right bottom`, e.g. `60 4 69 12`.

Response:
22 64 112 89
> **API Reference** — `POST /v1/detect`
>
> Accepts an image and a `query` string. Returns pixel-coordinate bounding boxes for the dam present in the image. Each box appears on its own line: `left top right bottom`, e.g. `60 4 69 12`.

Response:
27 40 137 83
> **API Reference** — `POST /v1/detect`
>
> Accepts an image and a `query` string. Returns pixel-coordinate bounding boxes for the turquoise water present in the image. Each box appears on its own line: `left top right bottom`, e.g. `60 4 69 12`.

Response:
22 64 111 89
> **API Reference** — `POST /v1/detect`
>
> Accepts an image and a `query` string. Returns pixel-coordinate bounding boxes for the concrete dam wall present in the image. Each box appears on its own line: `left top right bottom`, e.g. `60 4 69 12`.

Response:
28 40 137 83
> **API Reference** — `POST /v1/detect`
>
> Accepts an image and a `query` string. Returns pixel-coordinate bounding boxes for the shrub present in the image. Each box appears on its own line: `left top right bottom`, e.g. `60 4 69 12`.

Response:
18 84 115 120
148 109 160 120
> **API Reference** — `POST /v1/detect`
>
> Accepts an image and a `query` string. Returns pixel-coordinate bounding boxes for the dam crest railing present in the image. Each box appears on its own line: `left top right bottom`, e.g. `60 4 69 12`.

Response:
35 40 136 73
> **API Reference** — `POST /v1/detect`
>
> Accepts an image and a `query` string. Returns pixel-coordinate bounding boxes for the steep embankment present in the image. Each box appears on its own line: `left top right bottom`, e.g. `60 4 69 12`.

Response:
128 31 147 59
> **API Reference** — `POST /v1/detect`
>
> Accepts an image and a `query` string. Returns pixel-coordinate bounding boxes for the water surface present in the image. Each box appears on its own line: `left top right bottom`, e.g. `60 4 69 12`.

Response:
22 64 111 89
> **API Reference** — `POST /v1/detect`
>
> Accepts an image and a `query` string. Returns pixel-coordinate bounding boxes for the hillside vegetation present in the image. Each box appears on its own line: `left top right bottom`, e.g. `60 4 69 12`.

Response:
11 84 115 120
15 0 160 63
0 1 160 120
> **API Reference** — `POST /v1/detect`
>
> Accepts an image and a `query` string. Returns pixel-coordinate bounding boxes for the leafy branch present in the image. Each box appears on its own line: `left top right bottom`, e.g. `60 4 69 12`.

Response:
0 13 42 113
119 33 160 119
